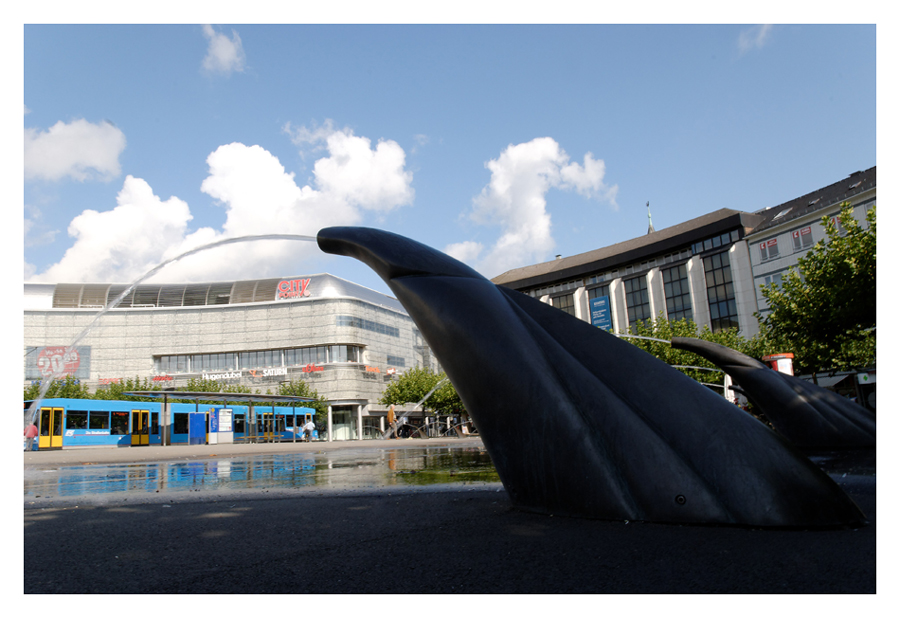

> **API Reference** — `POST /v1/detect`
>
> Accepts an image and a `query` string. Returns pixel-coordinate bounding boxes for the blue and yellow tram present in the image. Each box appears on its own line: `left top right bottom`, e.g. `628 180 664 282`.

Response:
28 398 162 449
26 398 317 449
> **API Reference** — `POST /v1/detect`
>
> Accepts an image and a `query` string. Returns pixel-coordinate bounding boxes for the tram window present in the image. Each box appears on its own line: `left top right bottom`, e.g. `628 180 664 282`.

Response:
173 413 189 434
234 414 245 432
151 412 159 435
111 412 129 435
67 410 88 430
89 411 110 430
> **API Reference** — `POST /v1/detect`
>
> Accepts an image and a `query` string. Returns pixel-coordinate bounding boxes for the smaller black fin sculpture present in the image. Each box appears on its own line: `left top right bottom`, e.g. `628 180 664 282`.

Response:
319 227 865 527
671 337 875 449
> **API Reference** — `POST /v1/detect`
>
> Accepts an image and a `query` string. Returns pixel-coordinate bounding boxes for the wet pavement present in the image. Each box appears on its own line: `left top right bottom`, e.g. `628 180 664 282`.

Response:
23 439 877 594
24 438 500 506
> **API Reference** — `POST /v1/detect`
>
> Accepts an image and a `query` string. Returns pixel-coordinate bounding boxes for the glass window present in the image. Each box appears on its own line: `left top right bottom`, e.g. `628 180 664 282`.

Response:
66 410 88 430
234 414 245 433
662 264 692 322
759 238 779 261
551 293 576 316
111 411 129 435
624 275 651 330
702 252 739 332
89 411 110 429
173 413 189 434
588 285 609 300
792 227 814 251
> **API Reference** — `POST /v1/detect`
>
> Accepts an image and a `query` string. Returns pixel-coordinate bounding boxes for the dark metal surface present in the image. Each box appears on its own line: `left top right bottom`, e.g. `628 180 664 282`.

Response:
318 226 866 527
670 337 876 449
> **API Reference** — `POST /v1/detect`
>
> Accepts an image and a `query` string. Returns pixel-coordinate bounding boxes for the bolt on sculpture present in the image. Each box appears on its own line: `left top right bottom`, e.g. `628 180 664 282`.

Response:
318 227 865 527
670 337 876 449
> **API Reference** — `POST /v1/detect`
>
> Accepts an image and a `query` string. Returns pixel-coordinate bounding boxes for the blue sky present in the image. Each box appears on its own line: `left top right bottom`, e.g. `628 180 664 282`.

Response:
21 22 877 296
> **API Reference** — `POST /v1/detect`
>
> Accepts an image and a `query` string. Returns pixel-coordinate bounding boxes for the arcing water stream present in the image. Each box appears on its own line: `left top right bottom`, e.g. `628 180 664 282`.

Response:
24 234 318 428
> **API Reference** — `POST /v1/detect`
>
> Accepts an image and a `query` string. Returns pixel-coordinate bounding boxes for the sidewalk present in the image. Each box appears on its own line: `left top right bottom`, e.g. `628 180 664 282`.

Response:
24 436 485 467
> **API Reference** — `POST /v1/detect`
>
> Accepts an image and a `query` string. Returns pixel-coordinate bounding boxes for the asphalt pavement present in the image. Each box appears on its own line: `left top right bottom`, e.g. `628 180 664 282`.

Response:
23 439 877 595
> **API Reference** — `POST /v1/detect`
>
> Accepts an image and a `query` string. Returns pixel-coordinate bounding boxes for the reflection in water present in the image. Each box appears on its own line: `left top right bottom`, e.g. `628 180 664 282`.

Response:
24 446 499 499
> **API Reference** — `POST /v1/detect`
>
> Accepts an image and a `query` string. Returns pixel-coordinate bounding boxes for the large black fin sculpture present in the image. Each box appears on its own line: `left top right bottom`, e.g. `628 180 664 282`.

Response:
318 227 864 527
671 337 875 449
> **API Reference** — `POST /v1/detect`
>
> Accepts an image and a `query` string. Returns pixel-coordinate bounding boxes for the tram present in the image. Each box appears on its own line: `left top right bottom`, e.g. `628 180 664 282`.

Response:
25 398 316 449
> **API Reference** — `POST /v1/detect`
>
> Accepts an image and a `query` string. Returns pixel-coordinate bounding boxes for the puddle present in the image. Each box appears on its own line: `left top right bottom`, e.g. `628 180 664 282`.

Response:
23 446 500 499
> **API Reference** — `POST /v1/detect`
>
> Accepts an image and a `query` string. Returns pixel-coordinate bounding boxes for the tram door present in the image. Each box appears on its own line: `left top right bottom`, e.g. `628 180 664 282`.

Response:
131 409 150 446
38 407 63 449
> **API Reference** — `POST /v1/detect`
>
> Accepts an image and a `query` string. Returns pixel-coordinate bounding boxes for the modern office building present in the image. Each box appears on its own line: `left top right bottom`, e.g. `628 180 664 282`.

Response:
24 273 438 440
492 167 876 342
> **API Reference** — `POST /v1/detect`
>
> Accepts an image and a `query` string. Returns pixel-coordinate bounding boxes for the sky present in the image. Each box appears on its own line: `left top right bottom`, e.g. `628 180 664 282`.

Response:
19 19 879 298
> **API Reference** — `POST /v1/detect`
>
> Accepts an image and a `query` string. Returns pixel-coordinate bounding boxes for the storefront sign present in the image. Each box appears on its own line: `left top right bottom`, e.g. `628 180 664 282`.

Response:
202 371 243 381
589 296 612 331
249 367 288 378
300 364 324 373
99 377 121 385
366 366 381 373
152 375 174 382
277 278 312 299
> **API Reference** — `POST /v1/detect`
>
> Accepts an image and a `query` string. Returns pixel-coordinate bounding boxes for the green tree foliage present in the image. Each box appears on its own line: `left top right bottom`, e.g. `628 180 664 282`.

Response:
24 375 92 401
277 379 328 422
379 366 465 415
626 315 779 387
759 203 876 374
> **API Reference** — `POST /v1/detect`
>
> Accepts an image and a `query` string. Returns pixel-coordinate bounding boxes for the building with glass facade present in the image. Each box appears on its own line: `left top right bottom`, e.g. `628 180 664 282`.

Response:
24 273 438 441
492 167 876 341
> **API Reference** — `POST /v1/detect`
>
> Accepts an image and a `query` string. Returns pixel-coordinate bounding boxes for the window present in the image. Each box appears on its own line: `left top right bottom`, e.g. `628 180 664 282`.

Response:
702 252 738 332
386 355 406 368
66 410 88 430
764 273 783 289
791 227 813 251
336 315 400 337
662 264 693 322
588 285 609 301
111 411 129 435
89 411 110 430
624 276 651 329
758 238 779 261
173 413 189 435
551 293 576 316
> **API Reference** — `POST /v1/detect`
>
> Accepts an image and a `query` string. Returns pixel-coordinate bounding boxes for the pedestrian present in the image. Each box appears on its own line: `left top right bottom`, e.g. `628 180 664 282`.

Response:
303 418 316 442
24 422 38 452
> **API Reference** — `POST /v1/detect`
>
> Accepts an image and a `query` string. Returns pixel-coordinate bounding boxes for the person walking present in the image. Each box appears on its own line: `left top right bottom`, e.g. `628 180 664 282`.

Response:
24 422 38 451
303 418 316 442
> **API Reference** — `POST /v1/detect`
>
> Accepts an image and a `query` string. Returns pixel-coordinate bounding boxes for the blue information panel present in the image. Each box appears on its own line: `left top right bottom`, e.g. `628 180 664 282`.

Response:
589 296 612 331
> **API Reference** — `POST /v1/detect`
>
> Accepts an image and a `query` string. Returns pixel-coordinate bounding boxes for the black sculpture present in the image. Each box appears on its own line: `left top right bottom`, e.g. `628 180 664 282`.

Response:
318 227 865 527
670 337 875 449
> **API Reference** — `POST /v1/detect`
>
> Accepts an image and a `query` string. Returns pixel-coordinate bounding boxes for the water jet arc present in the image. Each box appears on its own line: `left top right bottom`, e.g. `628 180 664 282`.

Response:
317 226 864 527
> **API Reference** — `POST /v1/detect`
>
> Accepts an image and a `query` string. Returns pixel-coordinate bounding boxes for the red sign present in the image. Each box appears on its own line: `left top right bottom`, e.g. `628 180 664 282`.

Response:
99 377 121 385
300 363 324 373
766 238 778 248
792 227 812 239
152 375 173 382
366 366 381 373
37 346 80 378
278 278 311 299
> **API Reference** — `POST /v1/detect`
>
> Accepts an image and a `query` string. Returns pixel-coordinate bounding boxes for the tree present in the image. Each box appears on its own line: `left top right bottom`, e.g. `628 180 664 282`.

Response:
758 203 875 374
379 366 465 416
24 375 92 401
277 379 328 423
626 315 779 388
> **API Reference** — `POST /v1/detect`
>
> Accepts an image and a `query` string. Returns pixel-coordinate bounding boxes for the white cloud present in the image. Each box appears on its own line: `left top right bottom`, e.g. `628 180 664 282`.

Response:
24 204 58 248
738 25 773 54
201 24 246 75
24 119 126 182
444 240 483 264
452 137 616 278
28 126 415 284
